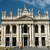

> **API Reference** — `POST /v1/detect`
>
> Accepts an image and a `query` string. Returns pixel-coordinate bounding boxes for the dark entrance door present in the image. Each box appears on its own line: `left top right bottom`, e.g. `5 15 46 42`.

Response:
6 37 9 46
12 37 16 46
42 37 45 46
35 37 39 46
24 37 27 46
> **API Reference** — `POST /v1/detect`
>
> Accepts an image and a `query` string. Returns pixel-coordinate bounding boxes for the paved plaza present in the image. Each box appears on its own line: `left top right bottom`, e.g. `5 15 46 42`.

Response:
12 47 50 50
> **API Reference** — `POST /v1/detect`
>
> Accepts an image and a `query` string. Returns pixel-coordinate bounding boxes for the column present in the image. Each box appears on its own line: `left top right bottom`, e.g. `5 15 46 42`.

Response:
20 24 22 44
27 25 29 46
38 24 42 46
45 24 48 46
1 25 5 47
10 24 12 47
4 25 6 46
32 24 35 47
29 24 32 46
17 24 20 46
48 24 50 46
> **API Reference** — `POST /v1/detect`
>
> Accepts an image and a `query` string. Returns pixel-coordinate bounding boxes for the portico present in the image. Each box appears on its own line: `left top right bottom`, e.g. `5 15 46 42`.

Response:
17 24 35 47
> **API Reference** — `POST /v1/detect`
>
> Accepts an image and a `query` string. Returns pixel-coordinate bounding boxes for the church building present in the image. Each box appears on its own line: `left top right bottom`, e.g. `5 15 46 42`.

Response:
1 4 50 47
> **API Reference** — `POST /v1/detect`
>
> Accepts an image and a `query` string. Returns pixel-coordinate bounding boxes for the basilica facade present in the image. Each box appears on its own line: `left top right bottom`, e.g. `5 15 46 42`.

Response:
1 4 50 47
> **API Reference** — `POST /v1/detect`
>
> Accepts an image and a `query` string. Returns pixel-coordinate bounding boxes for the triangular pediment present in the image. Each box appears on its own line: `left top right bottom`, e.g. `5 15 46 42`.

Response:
17 15 33 21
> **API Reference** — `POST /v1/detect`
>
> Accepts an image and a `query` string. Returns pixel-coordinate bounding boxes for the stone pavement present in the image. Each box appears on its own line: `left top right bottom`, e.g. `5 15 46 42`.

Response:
12 46 50 50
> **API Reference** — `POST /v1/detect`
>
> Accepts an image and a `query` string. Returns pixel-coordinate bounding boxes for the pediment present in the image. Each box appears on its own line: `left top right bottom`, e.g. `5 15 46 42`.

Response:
17 15 33 21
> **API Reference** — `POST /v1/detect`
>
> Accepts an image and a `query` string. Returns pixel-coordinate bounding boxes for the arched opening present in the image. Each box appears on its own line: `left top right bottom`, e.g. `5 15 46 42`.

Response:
24 24 27 33
41 25 44 33
6 25 10 33
22 24 29 33
12 25 16 33
35 25 38 33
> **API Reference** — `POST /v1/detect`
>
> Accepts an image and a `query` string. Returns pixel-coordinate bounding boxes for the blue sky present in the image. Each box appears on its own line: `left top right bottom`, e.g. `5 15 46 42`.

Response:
0 0 50 24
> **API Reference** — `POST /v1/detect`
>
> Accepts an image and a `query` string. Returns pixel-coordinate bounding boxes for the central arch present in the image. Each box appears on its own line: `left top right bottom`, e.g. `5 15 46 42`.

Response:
24 24 27 33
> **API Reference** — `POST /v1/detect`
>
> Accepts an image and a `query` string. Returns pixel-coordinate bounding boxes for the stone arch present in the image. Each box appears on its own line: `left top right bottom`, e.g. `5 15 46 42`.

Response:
41 25 45 33
6 25 10 33
35 25 38 33
12 25 16 33
24 24 27 33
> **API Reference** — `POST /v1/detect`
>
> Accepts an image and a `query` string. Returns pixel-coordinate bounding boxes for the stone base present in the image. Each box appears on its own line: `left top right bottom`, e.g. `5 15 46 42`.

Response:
17 41 22 46
1 45 5 47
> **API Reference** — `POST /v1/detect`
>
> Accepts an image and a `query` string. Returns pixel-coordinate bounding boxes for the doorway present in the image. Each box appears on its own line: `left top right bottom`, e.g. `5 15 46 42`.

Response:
5 37 10 46
12 37 16 46
35 37 39 46
24 37 27 46
42 37 45 46
22 37 27 46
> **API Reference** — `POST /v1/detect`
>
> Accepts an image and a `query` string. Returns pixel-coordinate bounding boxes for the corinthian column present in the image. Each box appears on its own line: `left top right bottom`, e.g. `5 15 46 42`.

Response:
32 24 35 47
17 24 20 46
38 24 42 47
45 24 48 46
4 25 6 46
29 24 32 46
20 24 22 44
10 24 12 47
1 25 4 46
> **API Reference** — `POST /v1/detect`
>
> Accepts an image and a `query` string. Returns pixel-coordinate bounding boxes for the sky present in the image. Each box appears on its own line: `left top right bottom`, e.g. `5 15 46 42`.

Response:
0 0 50 24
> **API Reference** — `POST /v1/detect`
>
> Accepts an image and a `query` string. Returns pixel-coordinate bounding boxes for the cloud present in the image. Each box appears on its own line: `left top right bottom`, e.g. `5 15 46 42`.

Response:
45 0 50 4
20 0 50 9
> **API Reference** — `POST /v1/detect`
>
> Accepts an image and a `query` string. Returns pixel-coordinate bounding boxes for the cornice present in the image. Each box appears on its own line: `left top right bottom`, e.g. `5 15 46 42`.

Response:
1 19 50 21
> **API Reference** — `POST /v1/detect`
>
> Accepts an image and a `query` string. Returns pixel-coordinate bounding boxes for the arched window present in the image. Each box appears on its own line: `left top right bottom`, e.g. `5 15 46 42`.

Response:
12 25 16 33
35 25 38 33
41 25 45 33
22 24 29 33
22 27 23 33
24 24 27 33
6 25 10 33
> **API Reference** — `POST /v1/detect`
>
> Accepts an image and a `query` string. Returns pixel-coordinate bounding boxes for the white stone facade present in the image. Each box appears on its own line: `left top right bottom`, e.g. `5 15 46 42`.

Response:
1 4 50 47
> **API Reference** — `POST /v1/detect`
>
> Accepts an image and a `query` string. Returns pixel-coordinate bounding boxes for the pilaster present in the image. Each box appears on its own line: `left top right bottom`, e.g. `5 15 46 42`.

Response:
20 24 22 45
45 24 48 46
17 24 20 46
29 24 32 46
38 24 42 47
32 24 35 47
1 25 4 47
10 24 12 47
4 25 6 46
48 24 50 46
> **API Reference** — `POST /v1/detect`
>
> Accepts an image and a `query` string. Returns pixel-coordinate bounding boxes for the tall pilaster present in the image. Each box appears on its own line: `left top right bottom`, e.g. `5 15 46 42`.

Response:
29 24 32 46
4 25 6 46
1 25 4 47
38 24 42 47
45 24 48 46
10 24 12 47
17 24 20 46
20 24 22 45
48 24 49 46
32 24 35 47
